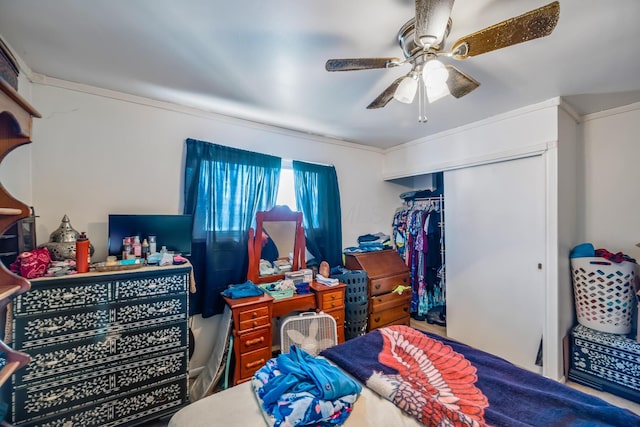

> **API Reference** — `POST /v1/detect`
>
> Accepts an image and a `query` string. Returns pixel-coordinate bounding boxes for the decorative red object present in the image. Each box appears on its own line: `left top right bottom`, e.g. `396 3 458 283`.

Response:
10 247 51 279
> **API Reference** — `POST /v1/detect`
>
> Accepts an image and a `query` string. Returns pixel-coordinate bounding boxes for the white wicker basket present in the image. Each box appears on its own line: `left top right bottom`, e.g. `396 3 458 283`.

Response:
571 257 636 334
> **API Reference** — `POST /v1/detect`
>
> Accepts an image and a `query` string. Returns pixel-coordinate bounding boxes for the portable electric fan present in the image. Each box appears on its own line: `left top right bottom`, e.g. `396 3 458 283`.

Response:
280 312 338 356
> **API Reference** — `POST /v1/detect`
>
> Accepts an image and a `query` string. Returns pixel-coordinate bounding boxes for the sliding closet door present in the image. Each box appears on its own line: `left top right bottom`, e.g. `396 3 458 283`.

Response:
444 154 545 373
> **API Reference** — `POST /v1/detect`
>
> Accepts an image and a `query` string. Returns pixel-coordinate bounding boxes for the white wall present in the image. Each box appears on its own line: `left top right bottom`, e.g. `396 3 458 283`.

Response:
29 79 404 259
582 103 640 260
382 99 560 179
11 69 640 382
22 77 407 376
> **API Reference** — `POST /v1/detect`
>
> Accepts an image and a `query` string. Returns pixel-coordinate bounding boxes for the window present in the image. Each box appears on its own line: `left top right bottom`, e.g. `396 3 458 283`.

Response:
276 164 297 210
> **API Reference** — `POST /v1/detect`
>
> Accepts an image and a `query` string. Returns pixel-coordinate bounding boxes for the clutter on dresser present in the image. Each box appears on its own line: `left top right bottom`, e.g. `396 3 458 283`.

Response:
39 214 94 261
75 231 90 273
9 247 52 279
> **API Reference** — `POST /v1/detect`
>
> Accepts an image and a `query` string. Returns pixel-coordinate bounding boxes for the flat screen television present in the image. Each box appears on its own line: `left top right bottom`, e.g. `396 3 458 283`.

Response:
108 214 193 258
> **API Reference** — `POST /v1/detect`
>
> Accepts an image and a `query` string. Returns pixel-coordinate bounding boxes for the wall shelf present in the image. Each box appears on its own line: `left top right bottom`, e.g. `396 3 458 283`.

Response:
0 77 40 398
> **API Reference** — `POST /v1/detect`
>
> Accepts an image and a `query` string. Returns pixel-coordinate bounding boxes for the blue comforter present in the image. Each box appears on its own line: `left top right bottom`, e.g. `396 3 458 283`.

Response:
320 325 640 427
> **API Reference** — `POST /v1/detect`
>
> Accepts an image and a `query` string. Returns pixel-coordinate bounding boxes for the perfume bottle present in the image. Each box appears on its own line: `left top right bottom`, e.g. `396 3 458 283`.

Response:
148 235 157 254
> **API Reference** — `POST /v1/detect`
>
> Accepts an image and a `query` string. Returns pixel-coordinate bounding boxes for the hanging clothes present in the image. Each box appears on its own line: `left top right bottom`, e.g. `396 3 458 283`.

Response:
392 197 445 320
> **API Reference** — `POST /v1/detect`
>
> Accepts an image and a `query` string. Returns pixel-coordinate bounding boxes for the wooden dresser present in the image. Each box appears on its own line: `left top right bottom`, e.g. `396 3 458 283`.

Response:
344 251 411 331
224 280 346 385
5 264 191 426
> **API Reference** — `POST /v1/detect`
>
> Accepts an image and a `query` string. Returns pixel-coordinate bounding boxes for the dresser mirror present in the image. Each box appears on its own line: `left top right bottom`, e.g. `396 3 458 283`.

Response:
247 205 306 284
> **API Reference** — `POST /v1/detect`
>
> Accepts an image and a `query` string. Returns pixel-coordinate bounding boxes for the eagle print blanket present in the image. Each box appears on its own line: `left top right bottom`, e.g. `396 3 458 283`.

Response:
320 325 640 427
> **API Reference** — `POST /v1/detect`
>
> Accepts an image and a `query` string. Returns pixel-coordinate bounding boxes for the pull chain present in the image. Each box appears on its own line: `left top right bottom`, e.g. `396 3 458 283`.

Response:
417 74 428 123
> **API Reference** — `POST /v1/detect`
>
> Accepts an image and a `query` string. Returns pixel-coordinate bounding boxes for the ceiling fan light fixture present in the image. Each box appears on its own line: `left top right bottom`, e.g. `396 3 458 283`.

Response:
422 59 450 103
393 75 418 104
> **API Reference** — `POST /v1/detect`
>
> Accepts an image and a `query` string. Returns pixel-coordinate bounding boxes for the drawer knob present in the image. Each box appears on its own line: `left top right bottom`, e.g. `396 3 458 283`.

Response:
38 319 75 333
246 337 265 347
40 389 74 403
252 312 258 318
374 316 381 323
37 359 62 368
246 359 265 369
374 284 381 290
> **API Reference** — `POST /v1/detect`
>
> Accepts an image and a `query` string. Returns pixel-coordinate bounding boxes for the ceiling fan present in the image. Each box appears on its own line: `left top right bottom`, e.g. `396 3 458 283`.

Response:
325 0 560 122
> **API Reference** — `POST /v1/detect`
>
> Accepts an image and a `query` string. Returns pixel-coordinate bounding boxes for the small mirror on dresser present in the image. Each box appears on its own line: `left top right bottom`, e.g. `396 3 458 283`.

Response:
247 205 306 284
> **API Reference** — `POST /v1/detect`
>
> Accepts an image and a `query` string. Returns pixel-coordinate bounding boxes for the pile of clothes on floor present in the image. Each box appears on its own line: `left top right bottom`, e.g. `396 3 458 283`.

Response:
252 346 361 426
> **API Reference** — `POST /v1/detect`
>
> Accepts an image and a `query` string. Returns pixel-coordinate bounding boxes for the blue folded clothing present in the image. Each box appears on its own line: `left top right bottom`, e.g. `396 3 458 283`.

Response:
221 281 264 299
570 243 595 258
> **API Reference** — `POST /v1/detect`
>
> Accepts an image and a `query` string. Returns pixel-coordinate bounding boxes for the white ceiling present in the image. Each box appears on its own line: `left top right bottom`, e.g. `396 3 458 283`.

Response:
1 0 640 149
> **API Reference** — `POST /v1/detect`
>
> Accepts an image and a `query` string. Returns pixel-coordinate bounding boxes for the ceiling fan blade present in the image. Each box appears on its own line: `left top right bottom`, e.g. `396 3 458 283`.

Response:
450 1 560 60
325 58 401 71
415 0 455 48
367 77 405 109
445 65 480 98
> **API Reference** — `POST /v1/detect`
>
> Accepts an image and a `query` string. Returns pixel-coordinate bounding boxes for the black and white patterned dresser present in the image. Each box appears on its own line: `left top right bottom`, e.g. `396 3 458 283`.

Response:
4 264 190 426
569 324 640 403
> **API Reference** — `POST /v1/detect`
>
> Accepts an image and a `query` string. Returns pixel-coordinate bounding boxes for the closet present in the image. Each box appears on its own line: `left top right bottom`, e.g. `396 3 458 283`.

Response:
382 101 580 381
392 194 445 324
445 156 546 374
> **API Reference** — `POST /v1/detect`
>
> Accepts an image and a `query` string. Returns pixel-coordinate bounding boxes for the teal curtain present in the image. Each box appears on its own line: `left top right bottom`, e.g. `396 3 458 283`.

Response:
293 161 343 268
184 138 281 317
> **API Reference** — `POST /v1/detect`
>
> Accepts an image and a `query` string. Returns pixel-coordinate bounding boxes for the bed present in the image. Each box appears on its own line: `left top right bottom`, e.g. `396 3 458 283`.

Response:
169 325 640 426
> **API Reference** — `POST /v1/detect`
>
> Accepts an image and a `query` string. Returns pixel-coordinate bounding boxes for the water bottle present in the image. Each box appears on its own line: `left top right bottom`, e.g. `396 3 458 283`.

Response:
76 232 90 273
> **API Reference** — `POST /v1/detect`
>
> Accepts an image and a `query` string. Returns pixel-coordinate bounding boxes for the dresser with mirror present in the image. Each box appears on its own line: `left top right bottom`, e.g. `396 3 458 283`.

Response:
224 205 346 385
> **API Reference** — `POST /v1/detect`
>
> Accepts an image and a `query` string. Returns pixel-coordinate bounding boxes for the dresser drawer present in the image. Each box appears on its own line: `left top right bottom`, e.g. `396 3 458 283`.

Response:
368 304 410 330
320 290 344 310
114 270 188 300
14 294 187 349
238 304 271 332
323 307 345 344
13 351 186 422
21 379 188 427
370 291 411 313
14 322 187 385
323 306 344 327
239 347 272 381
238 327 270 353
20 268 190 317
369 273 409 296
376 316 411 329
14 281 110 316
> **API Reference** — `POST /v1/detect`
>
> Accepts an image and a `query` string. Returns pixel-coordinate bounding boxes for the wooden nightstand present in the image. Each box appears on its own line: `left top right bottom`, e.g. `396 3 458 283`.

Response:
224 280 346 385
